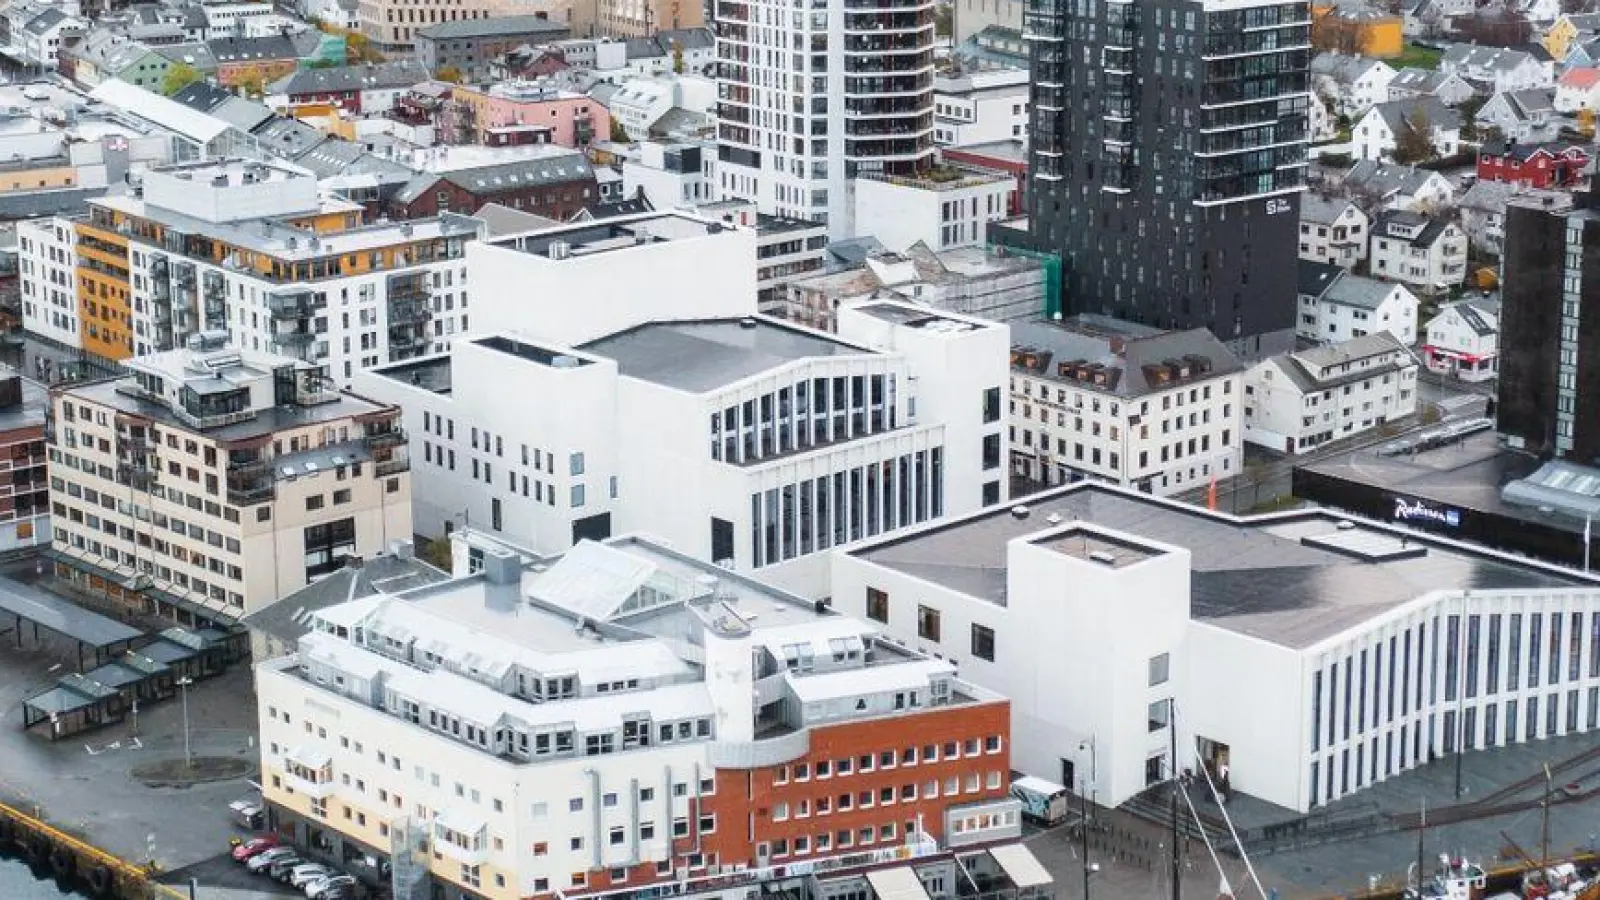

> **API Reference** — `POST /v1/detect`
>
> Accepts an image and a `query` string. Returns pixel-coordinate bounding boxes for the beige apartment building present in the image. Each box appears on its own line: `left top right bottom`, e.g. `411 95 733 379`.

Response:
360 0 567 55
568 0 704 38
47 336 413 626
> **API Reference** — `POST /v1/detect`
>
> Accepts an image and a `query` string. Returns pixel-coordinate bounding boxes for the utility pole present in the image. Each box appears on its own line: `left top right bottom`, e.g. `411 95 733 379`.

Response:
1541 763 1552 870
1168 697 1180 900
1454 591 1468 799
1081 786 1092 900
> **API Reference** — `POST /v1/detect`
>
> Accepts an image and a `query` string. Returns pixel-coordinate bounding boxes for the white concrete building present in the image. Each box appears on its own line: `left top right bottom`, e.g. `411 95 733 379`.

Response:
1342 161 1456 213
1298 195 1370 268
1242 332 1419 454
1007 322 1244 496
1424 295 1499 382
714 0 937 239
86 158 483 381
47 337 413 621
1296 269 1419 346
359 213 1011 598
1353 98 1462 163
620 140 714 208
852 171 1013 254
17 215 79 351
933 68 1029 147
1370 209 1468 294
255 529 1039 900
832 481 1600 814
781 243 1045 332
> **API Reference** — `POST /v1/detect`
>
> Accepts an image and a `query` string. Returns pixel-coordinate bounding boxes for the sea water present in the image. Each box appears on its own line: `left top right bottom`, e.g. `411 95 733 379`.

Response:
0 854 89 898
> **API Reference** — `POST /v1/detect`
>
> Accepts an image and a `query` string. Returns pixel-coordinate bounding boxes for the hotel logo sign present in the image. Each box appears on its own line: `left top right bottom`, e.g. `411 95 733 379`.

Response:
1393 498 1461 527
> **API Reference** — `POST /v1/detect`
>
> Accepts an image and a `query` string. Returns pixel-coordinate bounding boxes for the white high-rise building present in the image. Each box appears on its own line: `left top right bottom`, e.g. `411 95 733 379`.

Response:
713 0 936 239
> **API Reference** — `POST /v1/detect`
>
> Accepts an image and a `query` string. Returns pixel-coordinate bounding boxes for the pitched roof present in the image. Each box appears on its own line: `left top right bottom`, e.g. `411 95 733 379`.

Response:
1311 51 1390 84
413 14 567 40
1323 273 1406 310
1273 332 1412 393
1375 208 1456 247
1444 296 1499 336
1492 87 1557 120
1388 67 1464 94
440 154 595 194
1300 193 1359 226
270 60 428 97
1559 66 1600 89
205 34 298 63
1298 259 1345 299
1369 95 1463 133
1345 160 1447 198
1441 43 1540 74
1008 322 1245 398
168 79 232 113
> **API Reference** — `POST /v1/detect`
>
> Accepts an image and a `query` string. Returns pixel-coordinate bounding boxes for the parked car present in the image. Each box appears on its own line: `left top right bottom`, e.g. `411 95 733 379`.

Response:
306 874 357 898
248 847 297 873
269 854 306 880
231 836 279 862
290 864 338 889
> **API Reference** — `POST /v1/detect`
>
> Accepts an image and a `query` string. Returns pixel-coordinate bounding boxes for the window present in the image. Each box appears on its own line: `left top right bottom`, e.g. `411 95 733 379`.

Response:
570 452 585 475
1148 700 1171 732
866 587 889 623
1149 653 1170 686
332 488 351 505
305 495 325 511
917 605 941 642
971 624 995 661
983 387 1001 423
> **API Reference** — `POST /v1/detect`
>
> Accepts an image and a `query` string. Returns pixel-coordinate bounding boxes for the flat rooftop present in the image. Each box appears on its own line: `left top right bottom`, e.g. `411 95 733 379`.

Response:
1031 526 1166 568
579 318 873 393
852 302 989 333
66 377 388 443
493 212 723 259
475 335 594 368
151 158 308 189
853 483 1597 649
1300 430 1564 530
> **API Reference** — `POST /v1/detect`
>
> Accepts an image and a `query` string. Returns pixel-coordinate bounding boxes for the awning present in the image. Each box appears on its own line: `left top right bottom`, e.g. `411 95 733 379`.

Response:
866 867 930 900
0 575 142 648
989 844 1052 889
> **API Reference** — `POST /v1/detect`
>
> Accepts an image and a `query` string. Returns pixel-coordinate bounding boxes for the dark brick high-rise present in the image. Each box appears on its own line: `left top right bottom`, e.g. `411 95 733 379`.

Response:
1022 0 1311 356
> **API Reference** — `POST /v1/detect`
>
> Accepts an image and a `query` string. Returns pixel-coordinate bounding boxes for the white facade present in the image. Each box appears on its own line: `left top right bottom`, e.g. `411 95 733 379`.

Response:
17 216 79 350
257 531 1023 900
933 69 1029 147
1353 102 1462 162
714 0 937 239
1424 298 1499 382
1554 70 1600 111
621 140 714 207
1297 198 1369 268
87 159 482 383
1242 332 1419 454
852 173 1013 254
1296 273 1419 346
1439 44 1554 94
833 482 1600 814
1370 212 1468 294
1007 324 1244 497
1311 54 1397 118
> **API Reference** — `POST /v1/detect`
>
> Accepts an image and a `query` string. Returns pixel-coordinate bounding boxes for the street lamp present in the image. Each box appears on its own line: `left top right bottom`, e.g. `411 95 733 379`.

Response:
177 676 193 769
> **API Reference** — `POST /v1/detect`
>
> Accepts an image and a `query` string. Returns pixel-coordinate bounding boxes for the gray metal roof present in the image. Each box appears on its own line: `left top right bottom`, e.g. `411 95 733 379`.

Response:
1299 193 1358 226
270 61 429 97
0 577 142 648
414 14 567 40
578 319 874 393
852 483 1591 649
1298 259 1344 299
1009 321 1244 398
1370 96 1462 134
243 553 451 646
1321 273 1403 310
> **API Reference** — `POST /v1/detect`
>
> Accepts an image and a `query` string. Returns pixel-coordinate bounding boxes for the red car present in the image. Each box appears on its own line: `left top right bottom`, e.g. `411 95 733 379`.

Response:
231 836 279 862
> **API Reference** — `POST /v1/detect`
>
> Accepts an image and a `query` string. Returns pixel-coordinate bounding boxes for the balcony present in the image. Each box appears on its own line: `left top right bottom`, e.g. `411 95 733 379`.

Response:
227 479 275 506
374 458 411 477
116 464 154 492
268 289 316 319
365 427 406 449
387 296 431 326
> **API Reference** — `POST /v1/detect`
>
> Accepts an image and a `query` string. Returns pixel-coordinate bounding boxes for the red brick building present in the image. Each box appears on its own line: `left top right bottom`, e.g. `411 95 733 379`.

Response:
388 153 598 220
1476 139 1589 188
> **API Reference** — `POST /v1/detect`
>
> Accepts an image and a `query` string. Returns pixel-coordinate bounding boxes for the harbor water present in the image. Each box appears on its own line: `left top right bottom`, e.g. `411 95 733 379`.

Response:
0 854 89 898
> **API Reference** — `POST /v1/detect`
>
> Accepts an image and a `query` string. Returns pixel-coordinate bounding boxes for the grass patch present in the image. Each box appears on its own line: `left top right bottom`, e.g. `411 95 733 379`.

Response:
1392 43 1443 69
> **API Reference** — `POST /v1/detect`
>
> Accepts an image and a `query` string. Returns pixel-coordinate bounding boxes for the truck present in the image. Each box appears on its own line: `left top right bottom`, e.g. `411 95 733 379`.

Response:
1010 775 1071 826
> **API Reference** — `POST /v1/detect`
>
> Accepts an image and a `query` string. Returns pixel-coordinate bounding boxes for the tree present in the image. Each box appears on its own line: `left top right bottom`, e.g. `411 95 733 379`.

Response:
1458 95 1487 141
435 65 463 83
1311 12 1361 53
934 3 953 37
161 62 201 96
610 118 631 143
345 31 385 64
671 40 684 74
236 72 265 98
1392 111 1437 163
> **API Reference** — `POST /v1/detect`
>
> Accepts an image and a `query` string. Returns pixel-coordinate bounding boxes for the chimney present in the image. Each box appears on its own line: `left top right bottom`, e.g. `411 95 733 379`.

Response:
480 546 520 585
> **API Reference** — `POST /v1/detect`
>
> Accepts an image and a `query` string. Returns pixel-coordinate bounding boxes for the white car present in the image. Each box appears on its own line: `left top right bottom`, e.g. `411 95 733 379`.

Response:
306 874 357 898
289 864 337 889
247 846 296 873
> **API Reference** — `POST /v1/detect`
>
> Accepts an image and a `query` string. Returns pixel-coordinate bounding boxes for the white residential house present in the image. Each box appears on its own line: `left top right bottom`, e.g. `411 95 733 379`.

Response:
933 67 1030 146
1439 44 1555 94
1311 53 1399 118
1554 67 1600 111
1370 209 1469 294
1295 266 1419 345
1457 180 1573 256
1242 332 1419 454
1386 67 1478 105
1517 0 1562 24
1424 296 1500 381
1342 160 1457 212
1311 93 1339 142
1353 97 1462 162
1476 88 1563 142
1404 0 1474 35
1006 322 1245 496
1298 195 1370 267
